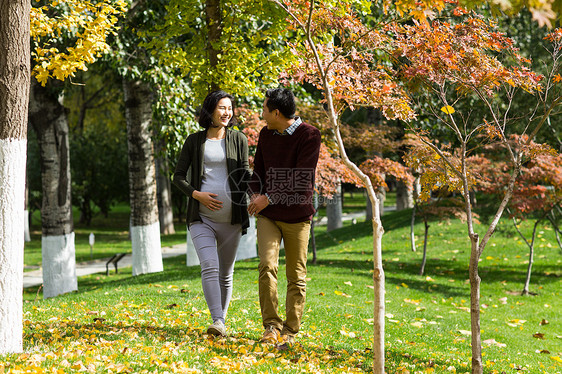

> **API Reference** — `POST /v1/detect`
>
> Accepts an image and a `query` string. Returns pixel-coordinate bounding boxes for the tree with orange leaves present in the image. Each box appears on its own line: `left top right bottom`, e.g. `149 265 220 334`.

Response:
397 13 561 373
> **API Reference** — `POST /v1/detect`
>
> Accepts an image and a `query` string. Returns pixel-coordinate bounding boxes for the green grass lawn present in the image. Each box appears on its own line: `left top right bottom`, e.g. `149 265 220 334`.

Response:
11 207 562 373
24 205 188 269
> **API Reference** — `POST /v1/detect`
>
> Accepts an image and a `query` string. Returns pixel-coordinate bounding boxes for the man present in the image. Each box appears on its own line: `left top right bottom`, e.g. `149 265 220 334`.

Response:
247 88 321 347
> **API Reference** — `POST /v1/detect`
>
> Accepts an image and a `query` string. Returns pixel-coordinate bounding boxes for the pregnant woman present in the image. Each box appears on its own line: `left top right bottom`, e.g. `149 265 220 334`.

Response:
173 90 250 336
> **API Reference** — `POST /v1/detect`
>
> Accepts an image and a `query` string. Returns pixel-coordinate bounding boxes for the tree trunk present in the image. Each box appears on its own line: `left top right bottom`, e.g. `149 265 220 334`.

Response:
469 233 483 374
327 181 343 232
154 137 175 235
24 179 30 241
310 218 317 264
410 204 416 252
513 218 540 296
419 219 429 275
29 80 78 299
369 195 385 374
310 192 318 264
123 79 163 276
396 180 414 211
0 0 30 353
547 213 562 254
205 0 222 91
377 184 386 216
365 191 373 221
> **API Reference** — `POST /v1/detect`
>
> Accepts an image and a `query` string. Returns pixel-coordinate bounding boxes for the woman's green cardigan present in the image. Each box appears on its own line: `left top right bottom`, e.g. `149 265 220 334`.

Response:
173 128 251 233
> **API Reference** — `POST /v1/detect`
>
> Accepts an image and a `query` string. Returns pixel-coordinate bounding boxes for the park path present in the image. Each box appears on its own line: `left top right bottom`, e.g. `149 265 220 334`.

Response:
23 243 187 288
23 210 372 289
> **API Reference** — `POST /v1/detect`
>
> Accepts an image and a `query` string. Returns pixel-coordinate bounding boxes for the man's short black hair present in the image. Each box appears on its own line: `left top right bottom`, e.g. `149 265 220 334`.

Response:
198 90 236 129
265 88 296 119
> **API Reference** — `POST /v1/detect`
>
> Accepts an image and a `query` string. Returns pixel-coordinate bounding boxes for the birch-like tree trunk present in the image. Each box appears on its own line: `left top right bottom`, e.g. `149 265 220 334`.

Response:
29 80 78 299
418 219 429 275
155 137 175 235
123 79 163 276
0 0 30 353
512 218 541 295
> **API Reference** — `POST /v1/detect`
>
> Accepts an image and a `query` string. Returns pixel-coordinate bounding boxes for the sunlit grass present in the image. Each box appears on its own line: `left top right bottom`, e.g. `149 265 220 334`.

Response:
11 207 562 373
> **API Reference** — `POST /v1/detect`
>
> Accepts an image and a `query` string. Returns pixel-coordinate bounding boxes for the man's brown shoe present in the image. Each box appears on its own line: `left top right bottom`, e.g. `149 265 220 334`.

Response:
260 326 280 344
276 334 295 350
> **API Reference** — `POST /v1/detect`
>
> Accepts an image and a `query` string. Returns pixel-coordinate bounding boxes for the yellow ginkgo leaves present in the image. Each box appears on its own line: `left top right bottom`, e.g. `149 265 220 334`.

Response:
441 105 455 114
31 0 127 85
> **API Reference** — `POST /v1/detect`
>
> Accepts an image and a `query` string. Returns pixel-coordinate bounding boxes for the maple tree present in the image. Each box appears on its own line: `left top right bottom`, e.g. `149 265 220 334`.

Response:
267 0 419 372
396 11 562 373
474 146 562 294
385 0 562 28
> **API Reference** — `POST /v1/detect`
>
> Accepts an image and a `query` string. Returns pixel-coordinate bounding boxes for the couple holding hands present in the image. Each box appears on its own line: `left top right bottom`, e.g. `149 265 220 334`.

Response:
173 88 321 347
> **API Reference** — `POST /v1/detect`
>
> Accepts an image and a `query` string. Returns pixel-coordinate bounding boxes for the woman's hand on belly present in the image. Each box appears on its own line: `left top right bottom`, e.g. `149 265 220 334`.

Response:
192 191 223 211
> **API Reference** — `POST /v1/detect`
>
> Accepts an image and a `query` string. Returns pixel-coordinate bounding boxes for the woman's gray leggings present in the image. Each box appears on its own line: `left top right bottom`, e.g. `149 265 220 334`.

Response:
189 217 241 323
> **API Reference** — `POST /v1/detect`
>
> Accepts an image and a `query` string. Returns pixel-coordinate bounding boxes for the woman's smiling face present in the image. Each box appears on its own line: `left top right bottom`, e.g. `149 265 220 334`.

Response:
211 97 233 127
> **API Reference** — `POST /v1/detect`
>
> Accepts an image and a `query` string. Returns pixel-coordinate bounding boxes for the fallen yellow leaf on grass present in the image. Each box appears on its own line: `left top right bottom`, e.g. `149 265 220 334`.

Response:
411 322 423 328
458 330 472 336
551 356 562 363
334 290 351 298
483 338 506 347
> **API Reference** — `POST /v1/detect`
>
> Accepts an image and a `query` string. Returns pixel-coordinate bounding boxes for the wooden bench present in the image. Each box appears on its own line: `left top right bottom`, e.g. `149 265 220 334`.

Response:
105 253 129 275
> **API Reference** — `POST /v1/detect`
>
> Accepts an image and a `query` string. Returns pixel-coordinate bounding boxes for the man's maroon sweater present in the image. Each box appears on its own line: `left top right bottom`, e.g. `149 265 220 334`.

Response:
248 122 321 223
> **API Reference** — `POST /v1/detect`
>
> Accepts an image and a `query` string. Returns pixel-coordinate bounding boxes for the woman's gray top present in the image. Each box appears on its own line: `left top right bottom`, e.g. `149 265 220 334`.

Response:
199 138 232 222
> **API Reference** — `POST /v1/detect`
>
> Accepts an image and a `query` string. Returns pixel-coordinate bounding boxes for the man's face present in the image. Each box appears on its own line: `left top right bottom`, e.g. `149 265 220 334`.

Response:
262 98 276 129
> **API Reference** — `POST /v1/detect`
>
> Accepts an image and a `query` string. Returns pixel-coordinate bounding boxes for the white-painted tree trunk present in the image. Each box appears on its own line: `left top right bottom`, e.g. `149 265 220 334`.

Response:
42 233 78 298
24 209 31 242
0 140 27 354
131 221 163 276
124 79 163 276
29 80 77 299
326 181 343 232
0 0 30 354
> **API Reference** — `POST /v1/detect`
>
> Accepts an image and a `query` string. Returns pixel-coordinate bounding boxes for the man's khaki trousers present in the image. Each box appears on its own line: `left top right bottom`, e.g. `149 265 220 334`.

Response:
257 215 311 336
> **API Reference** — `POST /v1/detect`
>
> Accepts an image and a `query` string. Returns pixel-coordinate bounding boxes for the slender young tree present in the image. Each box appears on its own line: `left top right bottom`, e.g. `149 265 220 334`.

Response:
397 15 561 373
0 0 30 354
268 1 416 372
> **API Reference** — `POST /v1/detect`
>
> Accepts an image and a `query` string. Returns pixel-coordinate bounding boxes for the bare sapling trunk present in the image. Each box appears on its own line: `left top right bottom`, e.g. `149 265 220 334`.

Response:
547 212 562 253
410 204 417 252
512 217 541 295
419 219 429 275
468 232 482 374
0 0 30 353
269 1 386 371
320 38 386 374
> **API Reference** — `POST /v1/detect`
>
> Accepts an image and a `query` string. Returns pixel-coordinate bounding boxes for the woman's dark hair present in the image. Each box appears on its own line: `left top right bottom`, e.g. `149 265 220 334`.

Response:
265 88 296 119
198 90 236 129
